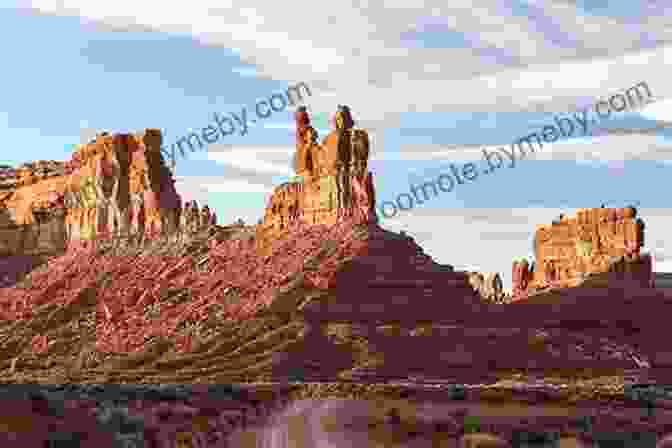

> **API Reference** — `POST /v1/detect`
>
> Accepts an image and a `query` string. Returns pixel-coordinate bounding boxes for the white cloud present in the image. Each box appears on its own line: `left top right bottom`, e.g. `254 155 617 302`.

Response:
639 98 672 122
260 121 329 132
537 133 672 162
208 145 294 154
380 207 561 288
259 123 294 130
378 143 502 162
79 127 98 144
204 146 294 176
27 0 672 129
174 175 271 197
385 131 672 165
201 181 272 193
654 261 672 274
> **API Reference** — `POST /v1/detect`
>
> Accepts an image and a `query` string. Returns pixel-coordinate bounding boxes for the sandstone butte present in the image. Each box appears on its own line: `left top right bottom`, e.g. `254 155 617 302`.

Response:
0 104 659 364
511 207 651 300
0 130 217 275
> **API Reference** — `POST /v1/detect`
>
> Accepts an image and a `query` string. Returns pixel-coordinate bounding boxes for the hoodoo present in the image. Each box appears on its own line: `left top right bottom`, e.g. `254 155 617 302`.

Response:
256 105 377 253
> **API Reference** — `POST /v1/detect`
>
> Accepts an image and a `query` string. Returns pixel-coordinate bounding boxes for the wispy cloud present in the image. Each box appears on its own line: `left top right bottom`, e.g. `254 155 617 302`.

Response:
200 180 272 193
206 151 292 176
174 175 271 196
639 98 672 121
231 66 258 77
28 1 672 126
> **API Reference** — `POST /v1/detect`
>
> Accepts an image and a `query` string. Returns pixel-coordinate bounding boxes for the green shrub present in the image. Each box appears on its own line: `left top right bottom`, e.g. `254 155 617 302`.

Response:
463 415 480 434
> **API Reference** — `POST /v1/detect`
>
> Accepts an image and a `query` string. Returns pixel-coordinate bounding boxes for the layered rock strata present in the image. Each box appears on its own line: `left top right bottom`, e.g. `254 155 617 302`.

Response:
512 207 651 299
256 105 377 254
0 130 216 286
0 111 484 354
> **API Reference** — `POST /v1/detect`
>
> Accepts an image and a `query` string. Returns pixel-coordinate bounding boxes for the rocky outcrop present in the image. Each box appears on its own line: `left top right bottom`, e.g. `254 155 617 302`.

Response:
0 160 70 262
256 105 376 254
61 130 182 245
512 259 534 298
0 109 483 354
468 271 506 303
512 207 651 299
0 130 216 287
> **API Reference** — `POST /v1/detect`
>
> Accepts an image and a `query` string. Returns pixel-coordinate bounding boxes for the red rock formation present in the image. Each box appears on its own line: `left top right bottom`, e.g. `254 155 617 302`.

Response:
256 106 377 253
512 207 650 299
512 260 533 299
0 213 482 354
3 110 662 373
0 130 216 286
0 109 483 352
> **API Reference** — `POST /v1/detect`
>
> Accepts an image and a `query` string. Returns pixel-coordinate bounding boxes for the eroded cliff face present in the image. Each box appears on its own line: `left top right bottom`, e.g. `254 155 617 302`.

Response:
0 130 216 286
256 106 377 254
0 110 484 358
512 207 651 299
2 107 666 385
467 271 506 303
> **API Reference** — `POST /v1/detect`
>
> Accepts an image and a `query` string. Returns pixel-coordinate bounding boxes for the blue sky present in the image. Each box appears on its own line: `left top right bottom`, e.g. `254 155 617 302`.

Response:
2 2 672 288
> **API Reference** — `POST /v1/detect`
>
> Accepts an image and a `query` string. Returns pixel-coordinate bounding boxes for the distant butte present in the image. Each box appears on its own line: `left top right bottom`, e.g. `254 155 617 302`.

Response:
512 207 651 300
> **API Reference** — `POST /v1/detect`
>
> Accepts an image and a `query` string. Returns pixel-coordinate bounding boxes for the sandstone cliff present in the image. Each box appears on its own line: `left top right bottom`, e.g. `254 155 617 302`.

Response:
0 130 216 288
512 207 651 299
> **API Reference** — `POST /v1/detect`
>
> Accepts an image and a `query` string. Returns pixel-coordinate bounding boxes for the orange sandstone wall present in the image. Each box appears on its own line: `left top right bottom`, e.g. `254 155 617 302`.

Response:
512 207 649 298
0 130 215 259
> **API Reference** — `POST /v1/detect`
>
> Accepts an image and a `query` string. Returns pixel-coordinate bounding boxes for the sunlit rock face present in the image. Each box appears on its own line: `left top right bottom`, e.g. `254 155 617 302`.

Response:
512 207 651 300
0 130 215 269
61 129 183 245
256 105 377 254
468 271 505 303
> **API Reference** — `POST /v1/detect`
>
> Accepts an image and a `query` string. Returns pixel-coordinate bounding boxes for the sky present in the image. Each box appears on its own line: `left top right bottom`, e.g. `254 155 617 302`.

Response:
2 1 672 290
